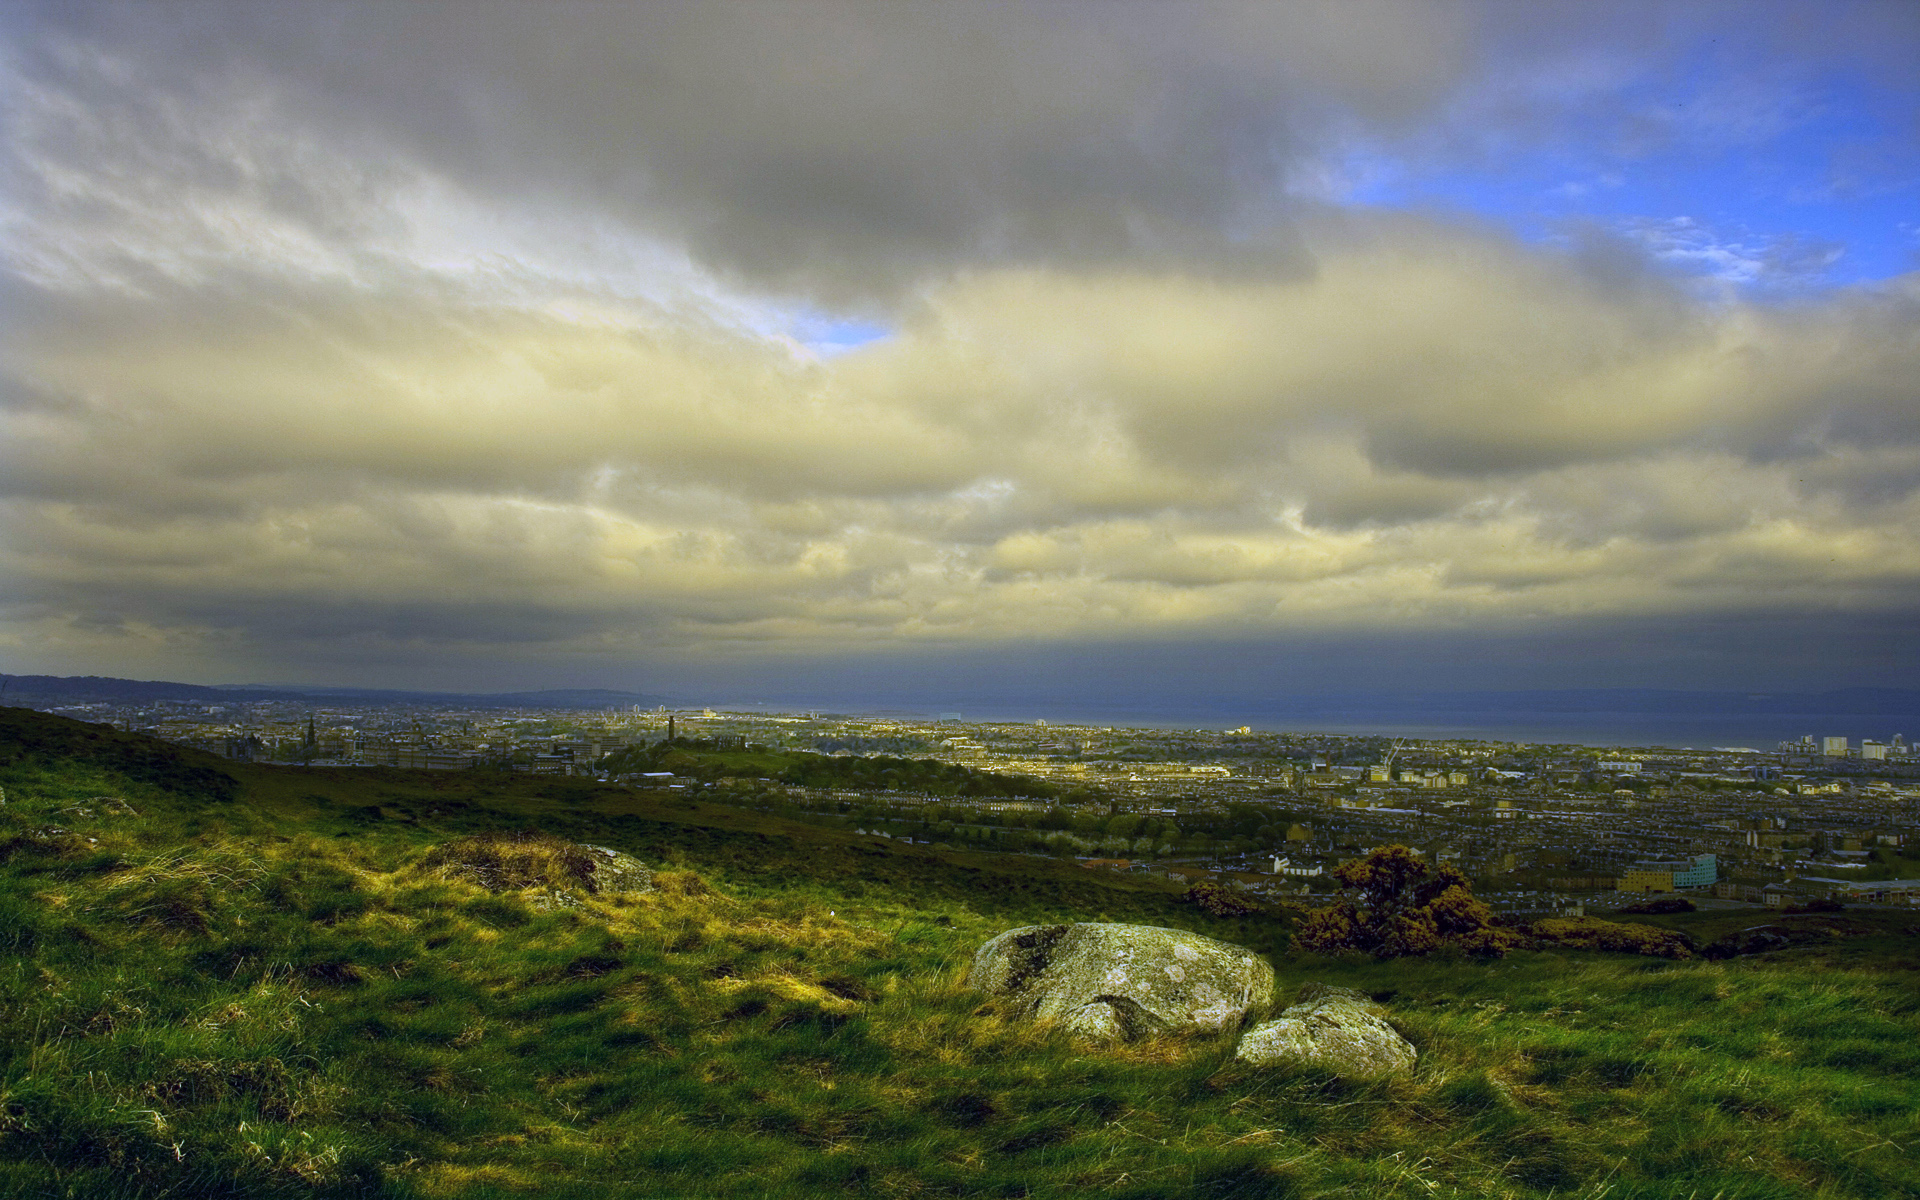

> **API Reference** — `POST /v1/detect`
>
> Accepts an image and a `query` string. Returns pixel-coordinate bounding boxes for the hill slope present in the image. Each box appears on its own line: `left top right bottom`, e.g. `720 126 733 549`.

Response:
0 674 674 709
1 708 1917 1199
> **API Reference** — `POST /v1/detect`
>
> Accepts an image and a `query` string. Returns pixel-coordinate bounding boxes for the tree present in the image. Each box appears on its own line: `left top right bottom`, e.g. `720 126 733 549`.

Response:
1293 845 1515 958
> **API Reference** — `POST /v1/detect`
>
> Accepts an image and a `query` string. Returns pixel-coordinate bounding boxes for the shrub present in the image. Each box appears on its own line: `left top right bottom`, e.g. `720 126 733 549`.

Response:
1292 845 1516 958
1182 878 1259 918
1619 895 1695 914
1526 917 1693 959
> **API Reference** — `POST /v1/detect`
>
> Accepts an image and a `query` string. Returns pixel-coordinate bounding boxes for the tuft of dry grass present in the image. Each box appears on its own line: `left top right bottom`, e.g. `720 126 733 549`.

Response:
419 831 601 894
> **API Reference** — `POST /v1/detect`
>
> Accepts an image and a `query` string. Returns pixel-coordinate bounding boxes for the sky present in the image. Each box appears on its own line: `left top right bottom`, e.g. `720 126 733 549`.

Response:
3 1 1919 708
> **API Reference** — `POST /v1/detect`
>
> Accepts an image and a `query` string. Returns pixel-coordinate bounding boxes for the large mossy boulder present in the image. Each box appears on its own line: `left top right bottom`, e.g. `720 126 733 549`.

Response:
1235 983 1416 1078
966 923 1275 1042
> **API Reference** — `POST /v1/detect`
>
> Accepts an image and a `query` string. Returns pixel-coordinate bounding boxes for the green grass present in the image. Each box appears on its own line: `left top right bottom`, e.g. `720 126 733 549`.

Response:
601 738 1062 800
2 707 1918 1198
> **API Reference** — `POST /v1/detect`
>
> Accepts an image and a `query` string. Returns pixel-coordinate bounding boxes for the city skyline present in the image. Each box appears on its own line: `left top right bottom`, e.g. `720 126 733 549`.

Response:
4 2 1919 702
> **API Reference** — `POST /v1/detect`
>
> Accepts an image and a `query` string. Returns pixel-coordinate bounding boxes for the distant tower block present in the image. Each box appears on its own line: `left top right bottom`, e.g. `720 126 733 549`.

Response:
1821 736 1848 757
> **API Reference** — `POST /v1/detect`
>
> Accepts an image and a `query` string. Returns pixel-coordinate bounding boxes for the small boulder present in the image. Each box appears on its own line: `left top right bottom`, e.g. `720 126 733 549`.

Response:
1236 983 1416 1078
966 923 1275 1042
580 844 653 893
1700 924 1795 959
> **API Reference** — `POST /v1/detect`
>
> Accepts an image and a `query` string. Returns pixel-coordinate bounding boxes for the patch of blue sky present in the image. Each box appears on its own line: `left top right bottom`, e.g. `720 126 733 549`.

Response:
788 311 894 357
1343 61 1919 293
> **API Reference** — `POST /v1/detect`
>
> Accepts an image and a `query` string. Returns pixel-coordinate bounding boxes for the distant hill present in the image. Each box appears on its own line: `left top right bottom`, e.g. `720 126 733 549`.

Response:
0 673 676 710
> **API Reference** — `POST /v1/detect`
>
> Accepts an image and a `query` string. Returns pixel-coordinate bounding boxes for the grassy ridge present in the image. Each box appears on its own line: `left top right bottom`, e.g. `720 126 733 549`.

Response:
601 739 1063 800
2 708 1918 1199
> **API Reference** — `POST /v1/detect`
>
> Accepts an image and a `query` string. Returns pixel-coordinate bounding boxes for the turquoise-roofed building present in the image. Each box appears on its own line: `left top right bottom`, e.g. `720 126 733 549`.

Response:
1672 854 1716 889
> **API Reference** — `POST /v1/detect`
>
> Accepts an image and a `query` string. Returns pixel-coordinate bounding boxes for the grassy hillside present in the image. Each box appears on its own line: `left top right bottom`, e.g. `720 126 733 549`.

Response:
601 739 1063 800
2 707 1917 1199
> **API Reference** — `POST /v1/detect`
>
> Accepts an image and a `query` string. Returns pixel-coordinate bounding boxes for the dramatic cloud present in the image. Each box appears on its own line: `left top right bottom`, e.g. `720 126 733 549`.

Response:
1 1 1917 693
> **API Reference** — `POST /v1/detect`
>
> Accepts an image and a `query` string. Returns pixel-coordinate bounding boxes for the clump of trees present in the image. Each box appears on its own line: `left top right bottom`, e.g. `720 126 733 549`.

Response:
1294 845 1516 958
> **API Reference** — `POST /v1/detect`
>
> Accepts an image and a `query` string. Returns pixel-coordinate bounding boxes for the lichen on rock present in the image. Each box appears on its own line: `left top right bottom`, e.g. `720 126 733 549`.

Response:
1235 982 1416 1077
966 922 1275 1043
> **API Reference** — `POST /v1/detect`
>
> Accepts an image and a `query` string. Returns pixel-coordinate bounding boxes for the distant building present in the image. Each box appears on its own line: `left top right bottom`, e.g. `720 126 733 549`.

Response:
1618 868 1673 894
1800 877 1920 907
1597 760 1642 773
1762 883 1803 908
1618 853 1716 893
393 747 473 770
1861 741 1887 761
1822 736 1849 757
1672 853 1717 888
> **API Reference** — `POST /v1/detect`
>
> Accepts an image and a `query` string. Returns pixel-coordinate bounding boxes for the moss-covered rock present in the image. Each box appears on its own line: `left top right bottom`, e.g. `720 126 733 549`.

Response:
965 922 1275 1042
1236 983 1416 1077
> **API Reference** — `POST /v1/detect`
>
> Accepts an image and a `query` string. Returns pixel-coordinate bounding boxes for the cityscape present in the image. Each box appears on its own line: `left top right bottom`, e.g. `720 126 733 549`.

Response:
31 689 1919 915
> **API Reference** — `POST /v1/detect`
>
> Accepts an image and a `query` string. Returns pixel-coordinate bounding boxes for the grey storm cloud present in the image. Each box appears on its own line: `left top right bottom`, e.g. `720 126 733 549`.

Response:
8 1 1470 298
1 1 1918 690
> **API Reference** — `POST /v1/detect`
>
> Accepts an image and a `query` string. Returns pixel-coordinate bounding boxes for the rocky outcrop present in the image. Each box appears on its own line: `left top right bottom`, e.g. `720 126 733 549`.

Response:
966 923 1275 1042
1700 924 1802 959
579 844 654 893
1235 983 1416 1078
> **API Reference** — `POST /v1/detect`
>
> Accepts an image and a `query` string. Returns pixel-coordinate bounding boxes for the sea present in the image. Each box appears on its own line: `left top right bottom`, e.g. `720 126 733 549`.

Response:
715 698 1918 751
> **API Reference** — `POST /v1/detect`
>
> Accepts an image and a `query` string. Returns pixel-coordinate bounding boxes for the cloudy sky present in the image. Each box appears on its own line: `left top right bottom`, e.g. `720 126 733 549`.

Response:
3 1 1918 705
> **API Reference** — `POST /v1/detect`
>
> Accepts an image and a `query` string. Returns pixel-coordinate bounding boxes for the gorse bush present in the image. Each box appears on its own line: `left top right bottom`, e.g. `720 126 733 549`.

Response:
1293 846 1516 959
1525 916 1694 959
1182 878 1261 918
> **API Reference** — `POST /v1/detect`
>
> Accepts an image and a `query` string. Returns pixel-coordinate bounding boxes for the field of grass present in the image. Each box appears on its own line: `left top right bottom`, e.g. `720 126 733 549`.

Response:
601 739 1062 801
2 708 1918 1199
